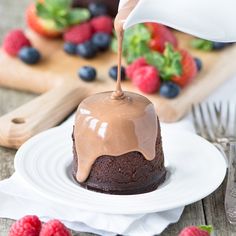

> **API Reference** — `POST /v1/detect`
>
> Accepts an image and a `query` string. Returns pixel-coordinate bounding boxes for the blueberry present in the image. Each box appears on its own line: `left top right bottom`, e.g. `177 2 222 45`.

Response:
78 66 96 82
194 57 203 72
109 65 126 81
92 33 111 51
159 82 181 99
212 42 227 50
76 41 97 59
64 42 77 55
18 47 41 65
88 2 108 17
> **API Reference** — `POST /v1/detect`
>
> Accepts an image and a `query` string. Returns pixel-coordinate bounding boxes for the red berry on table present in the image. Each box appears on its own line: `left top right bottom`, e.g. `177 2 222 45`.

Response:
90 15 113 34
179 226 212 236
26 4 62 38
145 22 178 52
126 57 148 80
40 219 71 236
132 65 160 94
2 29 31 56
9 215 41 236
63 23 93 44
172 49 197 87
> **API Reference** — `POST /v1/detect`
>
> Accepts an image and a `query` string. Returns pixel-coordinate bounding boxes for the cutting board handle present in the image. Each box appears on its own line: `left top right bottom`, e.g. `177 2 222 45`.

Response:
0 82 88 149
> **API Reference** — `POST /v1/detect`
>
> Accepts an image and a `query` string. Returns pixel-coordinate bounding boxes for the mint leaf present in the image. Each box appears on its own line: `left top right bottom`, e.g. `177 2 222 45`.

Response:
191 38 213 51
159 43 182 81
36 0 90 29
67 8 90 25
198 225 213 234
145 51 164 70
115 24 152 64
36 3 52 19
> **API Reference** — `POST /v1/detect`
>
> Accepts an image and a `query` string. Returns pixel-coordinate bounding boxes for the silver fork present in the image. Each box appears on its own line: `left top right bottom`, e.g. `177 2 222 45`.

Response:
192 102 236 224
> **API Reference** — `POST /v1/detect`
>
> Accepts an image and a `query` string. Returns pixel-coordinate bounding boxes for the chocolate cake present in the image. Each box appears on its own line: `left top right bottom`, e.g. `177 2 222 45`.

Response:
72 91 166 195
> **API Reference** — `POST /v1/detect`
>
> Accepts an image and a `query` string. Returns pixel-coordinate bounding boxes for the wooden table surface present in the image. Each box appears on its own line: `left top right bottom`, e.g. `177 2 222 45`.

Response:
0 1 235 235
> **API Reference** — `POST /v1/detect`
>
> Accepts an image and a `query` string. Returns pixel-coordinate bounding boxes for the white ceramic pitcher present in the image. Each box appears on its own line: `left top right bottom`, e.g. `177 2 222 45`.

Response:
119 0 236 42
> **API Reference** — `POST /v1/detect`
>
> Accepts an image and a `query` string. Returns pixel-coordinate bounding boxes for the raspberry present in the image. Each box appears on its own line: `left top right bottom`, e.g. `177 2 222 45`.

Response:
179 226 211 236
2 29 31 56
9 215 41 236
132 65 160 94
63 23 92 44
126 57 148 79
40 219 71 236
90 15 113 34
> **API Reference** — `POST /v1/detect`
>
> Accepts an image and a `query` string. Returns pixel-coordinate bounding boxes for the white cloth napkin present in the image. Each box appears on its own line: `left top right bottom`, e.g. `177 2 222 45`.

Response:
0 75 235 236
0 169 184 236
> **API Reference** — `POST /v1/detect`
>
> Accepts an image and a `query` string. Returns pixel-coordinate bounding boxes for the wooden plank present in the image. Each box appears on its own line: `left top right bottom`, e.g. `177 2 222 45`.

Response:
203 179 236 236
162 202 206 235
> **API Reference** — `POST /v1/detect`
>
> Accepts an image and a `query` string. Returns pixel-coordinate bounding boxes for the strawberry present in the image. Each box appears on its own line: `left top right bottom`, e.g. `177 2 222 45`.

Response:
172 49 197 87
90 15 113 34
145 23 177 52
26 0 90 38
179 225 212 236
126 57 148 80
132 65 160 94
26 4 63 38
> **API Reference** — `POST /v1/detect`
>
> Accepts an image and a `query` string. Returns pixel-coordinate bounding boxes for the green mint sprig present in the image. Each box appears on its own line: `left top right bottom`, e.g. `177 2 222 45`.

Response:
191 38 213 51
36 0 90 30
198 225 213 234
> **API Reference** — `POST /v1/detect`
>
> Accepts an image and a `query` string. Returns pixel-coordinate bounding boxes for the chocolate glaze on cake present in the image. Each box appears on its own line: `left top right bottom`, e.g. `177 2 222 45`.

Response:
72 117 166 194
72 0 166 194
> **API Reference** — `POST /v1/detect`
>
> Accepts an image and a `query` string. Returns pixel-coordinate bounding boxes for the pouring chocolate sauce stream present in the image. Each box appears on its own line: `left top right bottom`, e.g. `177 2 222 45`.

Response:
111 0 139 99
74 0 159 183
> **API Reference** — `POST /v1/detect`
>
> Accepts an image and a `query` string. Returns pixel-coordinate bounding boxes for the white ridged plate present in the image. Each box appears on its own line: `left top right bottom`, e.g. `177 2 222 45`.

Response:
14 125 226 214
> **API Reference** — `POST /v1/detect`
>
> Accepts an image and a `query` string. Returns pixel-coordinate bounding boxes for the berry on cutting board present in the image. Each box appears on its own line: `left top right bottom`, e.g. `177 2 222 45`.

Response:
64 42 77 55
179 225 212 236
88 2 108 17
90 15 113 34
63 23 93 44
2 29 31 56
78 66 97 82
9 215 41 236
212 41 228 50
126 57 148 80
171 49 197 87
40 219 71 236
92 33 111 51
26 0 90 38
159 81 181 99
109 65 126 81
18 47 41 65
132 65 160 94
145 22 178 53
194 57 203 72
76 41 97 59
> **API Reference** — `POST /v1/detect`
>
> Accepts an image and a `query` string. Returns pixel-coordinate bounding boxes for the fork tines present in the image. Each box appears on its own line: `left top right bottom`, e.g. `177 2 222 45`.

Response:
191 102 235 142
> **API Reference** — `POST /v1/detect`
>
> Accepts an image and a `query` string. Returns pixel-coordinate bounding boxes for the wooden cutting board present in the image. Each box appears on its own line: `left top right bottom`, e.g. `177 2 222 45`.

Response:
0 30 236 149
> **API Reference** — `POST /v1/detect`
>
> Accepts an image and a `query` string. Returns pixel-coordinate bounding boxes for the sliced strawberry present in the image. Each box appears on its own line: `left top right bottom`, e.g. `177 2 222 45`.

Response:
149 36 166 53
172 49 197 87
26 4 62 38
145 22 178 52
